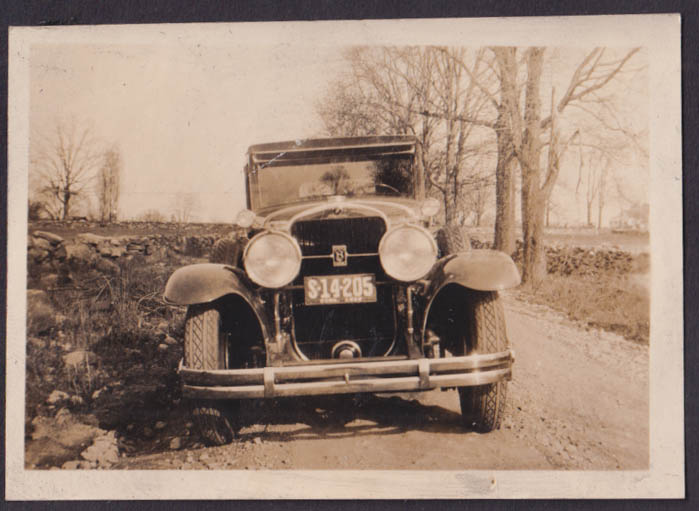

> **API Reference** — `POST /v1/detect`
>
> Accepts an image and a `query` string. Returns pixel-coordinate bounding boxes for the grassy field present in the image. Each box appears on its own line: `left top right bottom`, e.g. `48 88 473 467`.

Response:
516 272 649 344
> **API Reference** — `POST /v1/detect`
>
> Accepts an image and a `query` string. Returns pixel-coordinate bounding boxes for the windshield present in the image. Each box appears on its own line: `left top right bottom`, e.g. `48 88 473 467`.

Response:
248 157 414 211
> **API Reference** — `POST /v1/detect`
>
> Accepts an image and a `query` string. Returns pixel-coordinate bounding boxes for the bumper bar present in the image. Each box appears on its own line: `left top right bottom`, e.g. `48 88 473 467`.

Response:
180 350 514 399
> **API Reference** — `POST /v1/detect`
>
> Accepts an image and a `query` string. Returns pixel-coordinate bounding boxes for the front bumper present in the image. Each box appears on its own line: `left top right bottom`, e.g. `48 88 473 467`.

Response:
179 350 514 400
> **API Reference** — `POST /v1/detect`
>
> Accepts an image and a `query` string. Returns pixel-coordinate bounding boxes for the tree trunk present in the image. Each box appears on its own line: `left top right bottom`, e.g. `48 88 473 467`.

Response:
493 111 516 254
519 48 547 286
597 166 607 230
521 182 547 285
493 48 519 256
62 191 70 220
415 143 426 200
444 185 459 226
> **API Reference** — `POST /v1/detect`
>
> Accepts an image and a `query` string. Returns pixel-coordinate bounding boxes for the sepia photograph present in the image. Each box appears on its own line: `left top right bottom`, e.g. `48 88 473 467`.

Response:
6 15 683 499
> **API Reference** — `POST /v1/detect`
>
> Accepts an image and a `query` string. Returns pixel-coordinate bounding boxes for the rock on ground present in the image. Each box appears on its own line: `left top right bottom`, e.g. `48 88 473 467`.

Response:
26 412 105 468
63 242 97 268
80 431 120 468
46 390 70 405
62 350 100 369
33 231 64 244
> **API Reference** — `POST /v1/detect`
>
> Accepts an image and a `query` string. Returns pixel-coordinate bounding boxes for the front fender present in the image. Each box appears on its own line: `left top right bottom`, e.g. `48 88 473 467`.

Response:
165 263 274 350
428 249 520 294
421 249 520 345
164 263 257 306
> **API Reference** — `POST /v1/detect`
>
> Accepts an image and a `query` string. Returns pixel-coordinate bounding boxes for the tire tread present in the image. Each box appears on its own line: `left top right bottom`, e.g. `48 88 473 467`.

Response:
184 303 237 445
458 291 508 432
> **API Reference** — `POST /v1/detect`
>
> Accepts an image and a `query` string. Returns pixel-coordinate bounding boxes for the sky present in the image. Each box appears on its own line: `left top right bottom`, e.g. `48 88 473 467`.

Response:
29 42 347 222
28 36 648 226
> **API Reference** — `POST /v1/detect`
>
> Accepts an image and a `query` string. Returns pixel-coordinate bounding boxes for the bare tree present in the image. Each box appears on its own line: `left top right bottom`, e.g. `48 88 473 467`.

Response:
576 152 610 229
544 195 562 228
318 46 442 201
317 46 495 225
172 192 199 224
97 147 121 222
496 47 641 284
318 45 641 280
462 172 495 227
423 47 516 250
425 48 494 225
32 120 101 220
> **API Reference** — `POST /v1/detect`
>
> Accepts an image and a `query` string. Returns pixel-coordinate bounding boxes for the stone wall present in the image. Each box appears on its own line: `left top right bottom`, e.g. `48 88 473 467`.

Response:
28 229 647 280
28 230 220 272
470 239 647 277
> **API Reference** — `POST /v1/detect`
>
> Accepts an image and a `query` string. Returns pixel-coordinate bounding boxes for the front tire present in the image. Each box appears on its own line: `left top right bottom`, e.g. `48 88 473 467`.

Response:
185 303 239 445
456 291 508 433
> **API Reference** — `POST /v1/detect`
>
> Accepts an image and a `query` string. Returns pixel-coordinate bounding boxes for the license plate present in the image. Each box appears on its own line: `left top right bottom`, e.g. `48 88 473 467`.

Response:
304 274 377 305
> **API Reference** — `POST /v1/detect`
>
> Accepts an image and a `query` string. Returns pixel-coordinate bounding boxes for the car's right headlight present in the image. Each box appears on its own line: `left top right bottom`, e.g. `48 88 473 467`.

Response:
379 224 437 282
243 231 302 288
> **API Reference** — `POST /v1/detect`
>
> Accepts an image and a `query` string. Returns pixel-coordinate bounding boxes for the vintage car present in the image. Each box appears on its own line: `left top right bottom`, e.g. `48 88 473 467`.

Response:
164 135 520 445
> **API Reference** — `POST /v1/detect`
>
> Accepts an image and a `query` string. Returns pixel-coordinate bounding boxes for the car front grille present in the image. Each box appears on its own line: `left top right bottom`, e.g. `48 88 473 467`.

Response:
290 216 386 256
289 216 395 360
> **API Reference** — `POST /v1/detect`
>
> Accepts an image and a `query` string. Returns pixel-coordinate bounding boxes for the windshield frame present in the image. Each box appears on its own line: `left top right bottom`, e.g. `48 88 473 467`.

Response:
245 137 418 212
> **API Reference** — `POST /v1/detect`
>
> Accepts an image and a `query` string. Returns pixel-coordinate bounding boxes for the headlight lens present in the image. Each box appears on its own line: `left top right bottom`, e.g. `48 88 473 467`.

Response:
243 231 302 288
379 225 437 282
420 198 440 218
235 209 257 228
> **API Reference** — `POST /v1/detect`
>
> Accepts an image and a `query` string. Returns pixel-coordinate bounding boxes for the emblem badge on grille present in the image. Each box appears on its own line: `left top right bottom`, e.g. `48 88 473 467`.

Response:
332 245 348 267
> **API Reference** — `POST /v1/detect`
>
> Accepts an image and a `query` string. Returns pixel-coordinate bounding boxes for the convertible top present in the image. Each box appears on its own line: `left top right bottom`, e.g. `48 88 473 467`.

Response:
248 136 416 168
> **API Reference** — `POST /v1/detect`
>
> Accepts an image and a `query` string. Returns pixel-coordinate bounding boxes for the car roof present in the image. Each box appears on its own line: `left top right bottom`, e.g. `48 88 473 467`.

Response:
247 136 416 167
248 135 416 154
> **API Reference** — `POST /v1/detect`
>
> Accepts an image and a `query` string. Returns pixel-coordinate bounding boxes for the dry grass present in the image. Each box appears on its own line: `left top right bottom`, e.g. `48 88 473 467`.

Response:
25 255 186 423
520 272 650 344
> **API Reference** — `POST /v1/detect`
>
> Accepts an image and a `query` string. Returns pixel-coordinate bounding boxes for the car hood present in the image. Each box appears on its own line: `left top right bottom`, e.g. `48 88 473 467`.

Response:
256 197 424 230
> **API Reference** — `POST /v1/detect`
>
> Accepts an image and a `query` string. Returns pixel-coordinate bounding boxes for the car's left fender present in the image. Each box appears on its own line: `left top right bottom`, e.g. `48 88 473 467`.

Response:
421 249 520 343
427 249 521 294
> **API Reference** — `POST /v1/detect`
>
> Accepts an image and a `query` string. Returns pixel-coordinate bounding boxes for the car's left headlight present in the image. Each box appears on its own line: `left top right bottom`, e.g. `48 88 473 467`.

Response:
379 224 437 282
243 231 302 288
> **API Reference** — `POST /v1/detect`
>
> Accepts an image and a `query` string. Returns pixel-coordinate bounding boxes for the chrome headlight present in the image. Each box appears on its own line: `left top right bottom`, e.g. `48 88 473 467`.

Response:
379 224 438 282
235 208 257 228
243 231 302 288
420 198 440 218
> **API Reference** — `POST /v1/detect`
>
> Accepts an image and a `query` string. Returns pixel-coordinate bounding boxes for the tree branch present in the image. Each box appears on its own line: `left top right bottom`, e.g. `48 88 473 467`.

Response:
540 47 640 129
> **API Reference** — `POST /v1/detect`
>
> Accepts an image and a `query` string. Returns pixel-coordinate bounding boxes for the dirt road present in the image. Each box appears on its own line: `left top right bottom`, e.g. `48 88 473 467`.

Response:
115 293 648 470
